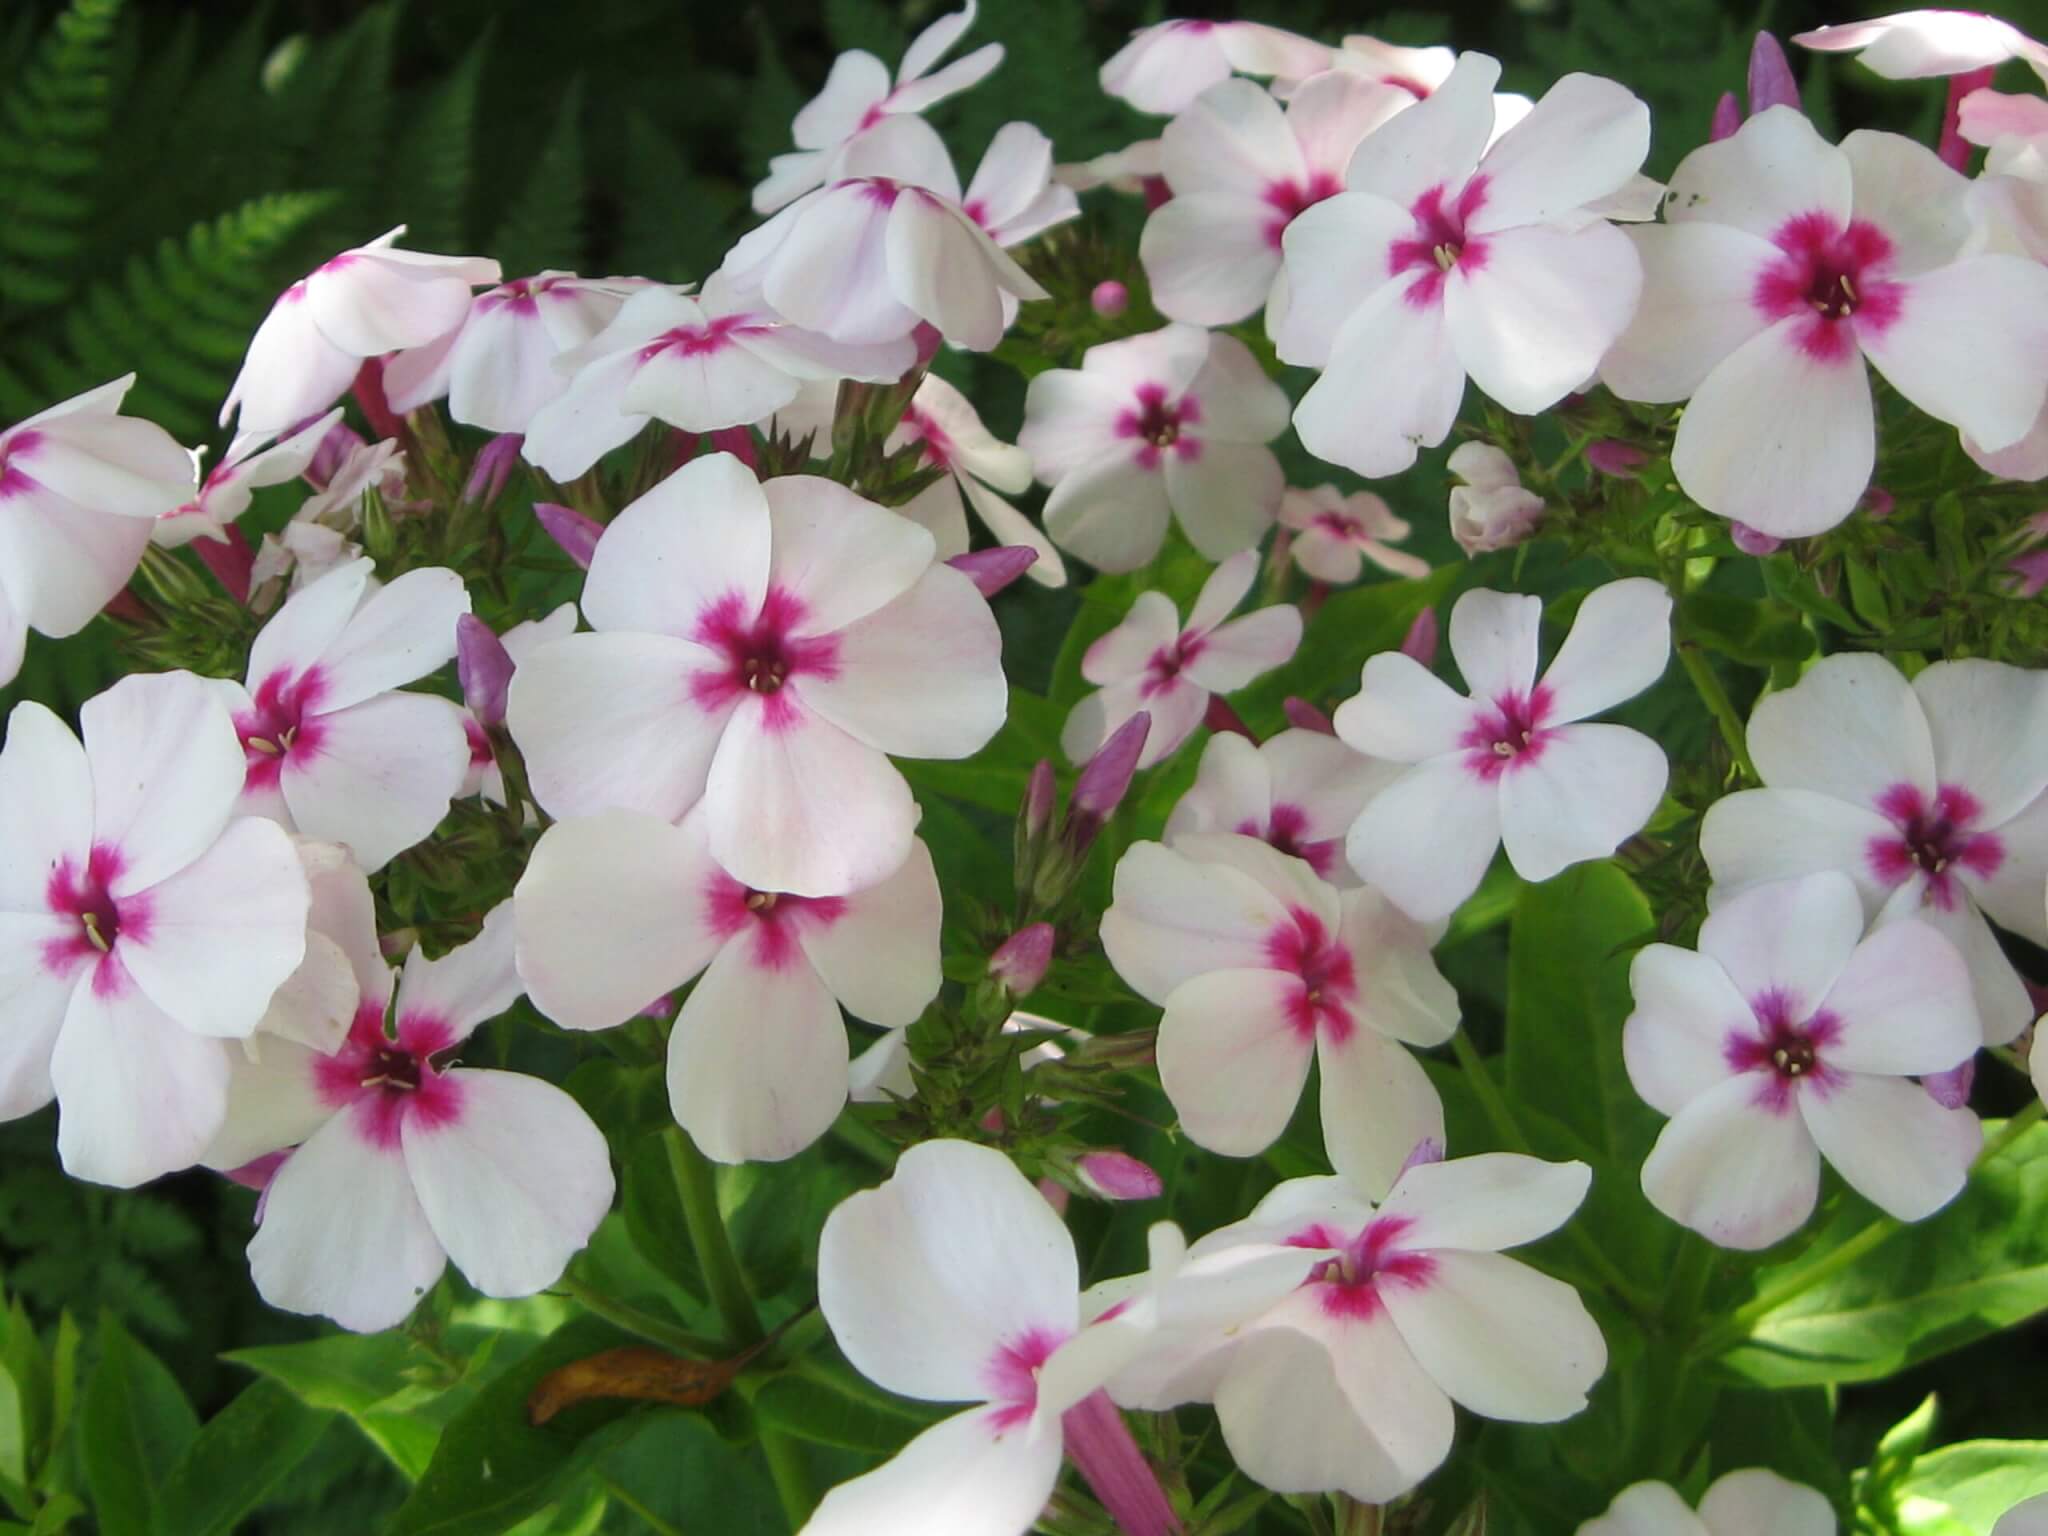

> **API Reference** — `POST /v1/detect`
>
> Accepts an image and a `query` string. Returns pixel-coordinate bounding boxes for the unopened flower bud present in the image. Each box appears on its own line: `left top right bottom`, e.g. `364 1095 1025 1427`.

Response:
1447 442 1542 556
1068 1027 1157 1072
1400 607 1440 667
1283 697 1336 735
533 501 605 569
1203 695 1254 741
192 527 256 606
1922 1057 1975 1109
1747 32 1801 115
1091 280 1130 317
989 923 1055 997
710 426 760 469
948 545 1039 597
1067 713 1150 856
1941 68 1997 171
1396 1137 1446 1178
1585 439 1649 477
1862 486 1896 520
462 433 523 505
1710 90 1742 141
1037 1177 1072 1216
456 615 515 729
306 418 368 490
1076 1150 1164 1201
1730 521 1783 556
1024 759 1057 840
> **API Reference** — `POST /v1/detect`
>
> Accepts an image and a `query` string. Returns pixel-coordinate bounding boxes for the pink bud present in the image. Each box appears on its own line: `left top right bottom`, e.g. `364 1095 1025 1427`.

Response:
306 418 368 490
637 992 677 1020
1072 713 1150 822
1747 32 1800 115
1037 1177 1072 1215
1585 439 1649 477
1024 759 1057 838
1941 69 1997 170
911 322 944 369
710 426 761 470
990 923 1055 996
1076 1150 1164 1201
350 356 407 443
462 433 524 505
1400 607 1440 667
533 501 604 569
1862 486 1897 521
223 1149 287 1193
1710 90 1743 141
1141 176 1171 212
1091 280 1130 317
1730 521 1783 556
1061 1391 1183 1536
1396 1137 1446 1179
1922 1057 1975 1109
948 545 1039 596
456 614 515 727
192 526 255 606
2008 548 2048 599
1203 695 1255 741
1283 697 1336 735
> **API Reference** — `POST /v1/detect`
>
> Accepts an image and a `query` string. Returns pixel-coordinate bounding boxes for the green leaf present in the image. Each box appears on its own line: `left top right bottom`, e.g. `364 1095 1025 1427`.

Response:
153 1380 329 1536
1721 1122 2048 1387
389 28 490 253
80 1314 198 1536
225 1334 445 1480
1680 592 1816 667
1877 1440 2048 1536
748 1360 935 1455
1237 565 1463 722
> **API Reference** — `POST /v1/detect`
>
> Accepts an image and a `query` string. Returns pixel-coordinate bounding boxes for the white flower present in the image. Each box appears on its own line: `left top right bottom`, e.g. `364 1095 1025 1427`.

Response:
1578 1469 1836 1536
1794 10 2048 84
0 377 196 686
515 808 940 1162
220 557 472 873
153 408 342 550
1446 441 1544 555
887 373 1065 585
222 226 500 436
1278 53 1649 477
1061 550 1302 767
1102 833 1457 1193
1164 728 1398 885
962 122 1080 249
1099 19 1334 116
0 673 310 1186
1280 484 1429 584
1627 872 1981 1249
1336 579 1673 923
1601 108 2048 536
1020 325 1290 572
205 903 614 1333
507 452 1007 898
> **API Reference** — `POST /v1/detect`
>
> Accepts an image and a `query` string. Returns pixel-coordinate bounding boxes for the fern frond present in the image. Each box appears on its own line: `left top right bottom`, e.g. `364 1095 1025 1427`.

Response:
260 3 398 231
490 74 585 276
0 0 126 321
389 27 491 253
614 111 742 283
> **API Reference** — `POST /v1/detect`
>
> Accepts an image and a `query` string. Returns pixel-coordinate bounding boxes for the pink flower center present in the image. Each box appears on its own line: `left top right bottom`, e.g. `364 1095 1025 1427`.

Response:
476 275 567 315
1754 214 1904 363
1460 683 1555 782
1391 177 1491 308
899 403 954 471
704 872 846 972
314 1001 467 1150
857 177 903 209
641 312 773 361
1142 627 1207 695
1115 385 1203 470
0 429 41 500
43 845 148 994
689 586 842 730
1725 988 1845 1113
984 1326 1069 1430
235 668 329 789
1867 782 2003 911
1262 170 1344 249
1264 905 1358 1043
1236 803 1341 879
1311 509 1368 542
1288 1216 1434 1320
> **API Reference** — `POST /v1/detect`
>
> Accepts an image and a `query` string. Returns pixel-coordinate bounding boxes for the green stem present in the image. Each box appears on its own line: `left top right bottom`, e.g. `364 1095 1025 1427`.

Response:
756 1418 817 1529
556 1275 722 1357
599 1474 689 1536
1448 1033 1655 1317
1676 642 1757 782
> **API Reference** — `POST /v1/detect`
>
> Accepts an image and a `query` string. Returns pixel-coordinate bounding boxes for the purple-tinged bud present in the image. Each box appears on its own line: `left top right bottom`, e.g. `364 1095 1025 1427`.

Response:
306 418 368 490
1076 1150 1164 1202
1203 695 1255 741
1061 1391 1184 1536
463 433 524 505
1747 32 1801 115
192 527 255 606
911 322 945 369
350 356 407 444
1069 1027 1157 1071
1024 759 1057 840
1037 1178 1072 1216
534 501 605 569
710 426 761 469
1942 68 1997 170
948 545 1039 597
1396 1137 1446 1179
1585 439 1650 477
2008 548 2048 599
1862 486 1897 521
456 615 515 728
1710 90 1743 142
1284 696 1336 735
1730 521 1783 556
1070 713 1151 842
1400 607 1440 667
989 923 1056 996
1922 1057 1975 1109
1091 280 1130 317
637 992 677 1021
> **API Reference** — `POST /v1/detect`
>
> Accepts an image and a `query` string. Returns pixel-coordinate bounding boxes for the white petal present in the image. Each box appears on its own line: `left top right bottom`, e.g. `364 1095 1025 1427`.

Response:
1623 944 1749 1117
1345 757 1502 924
820 1139 1078 1402
1468 72 1648 232
1100 841 1288 1003
1747 652 1935 807
1820 918 1980 1075
0 485 153 637
247 558 373 689
1379 1153 1592 1251
313 566 470 714
1337 886 1460 1047
1539 578 1672 723
1381 1249 1606 1421
1913 658 2048 827
1186 330 1291 444
799 1406 1062 1536
0 701 92 913
202 1037 330 1171
1663 106 1852 238
1862 256 2048 451
797 838 942 1026
222 295 362 436
280 693 470 873
1917 894 2033 1048
1446 222 1642 415
404 1068 612 1295
0 913 75 1118
958 475 1066 586
1497 722 1668 884
1042 450 1174 573
764 186 918 345
584 453 773 638
249 1112 447 1332
520 352 650 481
14 411 199 520
1696 1468 1837 1536
1317 1027 1445 1200
1698 788 1899 911
766 474 935 634
1082 591 1180 685
1184 604 1302 693
1142 193 1285 327
1273 192 1412 368
1582 1483 1712 1536
1343 52 1500 209
1164 443 1283 562
1163 77 1306 200
1799 1071 1980 1221
1449 587 1542 704
1699 871 1867 1015
1156 967 1317 1156
394 900 522 1044
1332 653 1475 763
792 50 890 149
1841 128 1975 275
1602 223 1781 402
1292 281 1465 477
885 196 1010 351
82 672 244 895
1640 1073 1821 1250
1016 372 1125 482
304 248 490 356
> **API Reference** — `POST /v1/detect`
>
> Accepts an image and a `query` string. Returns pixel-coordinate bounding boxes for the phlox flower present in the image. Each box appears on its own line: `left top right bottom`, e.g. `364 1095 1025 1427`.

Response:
961 122 1080 251
723 117 1047 353
1102 832 1458 1193
522 276 915 481
1054 139 1165 198
1061 550 1302 768
1578 1469 1835 1536
1280 484 1428 584
802 1139 1178 1536
507 452 1007 898
259 838 375 1055
203 903 614 1332
1020 325 1290 572
889 373 1066 585
1600 108 2048 536
222 226 500 436
1336 579 1672 923
753 1 1004 214
1699 652 2048 1047
1099 19 1333 116
221 557 472 873
1446 441 1544 555
1302 35 1457 100
153 409 343 550
1794 10 2048 84
456 603 579 804
1106 1151 1605 1504
0 673 310 1186
383 271 643 434
1277 53 1649 477
1626 872 1981 1250
515 808 939 1162
1164 728 1398 885
0 377 197 687
1141 74 1410 327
